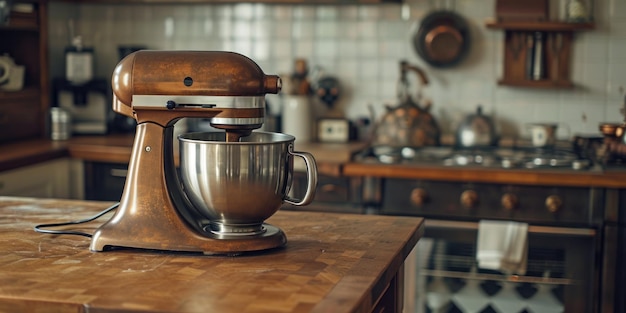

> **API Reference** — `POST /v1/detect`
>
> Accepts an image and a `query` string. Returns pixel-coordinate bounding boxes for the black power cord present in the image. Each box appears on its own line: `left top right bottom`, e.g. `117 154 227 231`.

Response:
33 202 120 238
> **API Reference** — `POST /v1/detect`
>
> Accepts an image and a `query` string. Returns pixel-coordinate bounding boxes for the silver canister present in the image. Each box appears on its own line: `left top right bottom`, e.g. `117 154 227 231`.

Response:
50 107 72 140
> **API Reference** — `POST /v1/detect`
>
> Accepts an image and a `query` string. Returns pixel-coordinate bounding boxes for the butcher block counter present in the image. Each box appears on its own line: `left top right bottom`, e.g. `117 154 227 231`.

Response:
0 135 366 177
4 135 626 188
342 160 626 188
0 196 423 313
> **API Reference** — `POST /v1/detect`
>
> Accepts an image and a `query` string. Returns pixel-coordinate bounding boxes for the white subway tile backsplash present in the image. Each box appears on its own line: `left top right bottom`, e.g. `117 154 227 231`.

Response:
291 20 315 39
313 39 338 58
356 21 378 39
292 6 316 20
232 3 255 20
610 0 626 19
377 20 410 39
604 102 624 123
315 20 339 39
338 21 360 39
337 38 359 58
357 40 380 58
357 6 380 20
293 39 314 59
47 0 626 137
335 59 360 80
316 5 338 20
378 39 406 59
233 20 253 39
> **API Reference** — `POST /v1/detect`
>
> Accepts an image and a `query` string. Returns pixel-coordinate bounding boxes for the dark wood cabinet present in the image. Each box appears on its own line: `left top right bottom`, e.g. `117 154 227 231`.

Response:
283 171 364 214
486 21 594 88
52 0 400 3
0 0 48 143
83 161 127 201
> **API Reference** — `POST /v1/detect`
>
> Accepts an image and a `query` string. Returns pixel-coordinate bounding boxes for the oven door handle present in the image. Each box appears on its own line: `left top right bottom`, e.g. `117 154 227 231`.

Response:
425 219 596 237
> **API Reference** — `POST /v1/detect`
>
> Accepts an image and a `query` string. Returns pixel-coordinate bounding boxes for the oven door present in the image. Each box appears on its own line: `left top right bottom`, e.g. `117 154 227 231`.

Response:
404 219 599 313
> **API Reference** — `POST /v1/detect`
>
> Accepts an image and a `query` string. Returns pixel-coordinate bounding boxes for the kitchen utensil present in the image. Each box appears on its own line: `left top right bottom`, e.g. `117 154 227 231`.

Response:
373 60 440 147
599 122 624 139
525 32 535 79
566 0 590 22
49 107 71 141
0 0 12 25
455 105 498 148
315 75 340 109
282 95 312 143
572 134 603 162
550 33 563 82
531 32 546 80
89 51 316 255
413 10 470 68
65 36 94 85
53 78 108 135
179 131 317 234
317 118 352 143
0 54 24 91
527 123 569 148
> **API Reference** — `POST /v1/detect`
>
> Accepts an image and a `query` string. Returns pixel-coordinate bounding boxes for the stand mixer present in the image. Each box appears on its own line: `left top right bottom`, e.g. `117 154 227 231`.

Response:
89 51 314 255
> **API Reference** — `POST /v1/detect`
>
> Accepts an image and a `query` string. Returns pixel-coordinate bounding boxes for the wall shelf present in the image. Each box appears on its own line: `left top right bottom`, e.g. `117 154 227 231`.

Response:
0 0 49 143
486 19 594 89
486 20 595 31
51 0 402 3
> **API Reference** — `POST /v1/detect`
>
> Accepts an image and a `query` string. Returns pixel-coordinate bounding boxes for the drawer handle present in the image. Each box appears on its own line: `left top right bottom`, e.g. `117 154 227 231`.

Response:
501 193 519 211
545 195 562 213
410 188 429 206
320 184 344 193
110 169 128 178
460 190 479 209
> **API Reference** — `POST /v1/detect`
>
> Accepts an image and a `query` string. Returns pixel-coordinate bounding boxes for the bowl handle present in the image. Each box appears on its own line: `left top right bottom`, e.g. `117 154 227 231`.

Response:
284 149 318 206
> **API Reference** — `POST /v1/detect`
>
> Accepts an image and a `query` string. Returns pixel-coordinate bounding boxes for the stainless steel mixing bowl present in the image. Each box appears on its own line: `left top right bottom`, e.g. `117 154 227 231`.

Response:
179 131 317 232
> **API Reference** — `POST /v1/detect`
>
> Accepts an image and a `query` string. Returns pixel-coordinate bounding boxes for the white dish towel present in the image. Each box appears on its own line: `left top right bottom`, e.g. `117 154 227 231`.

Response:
476 220 528 275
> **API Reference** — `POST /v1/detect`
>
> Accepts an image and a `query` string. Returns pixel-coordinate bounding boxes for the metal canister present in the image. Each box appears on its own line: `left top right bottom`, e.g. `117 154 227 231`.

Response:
50 107 71 140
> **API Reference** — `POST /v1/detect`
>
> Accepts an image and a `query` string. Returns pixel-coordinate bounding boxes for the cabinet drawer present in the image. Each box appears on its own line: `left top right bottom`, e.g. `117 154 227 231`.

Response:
84 162 128 201
0 158 70 198
285 172 363 214
0 96 42 143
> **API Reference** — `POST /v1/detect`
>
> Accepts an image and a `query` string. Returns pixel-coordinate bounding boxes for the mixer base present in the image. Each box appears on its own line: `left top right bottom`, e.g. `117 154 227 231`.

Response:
206 222 268 237
91 223 286 255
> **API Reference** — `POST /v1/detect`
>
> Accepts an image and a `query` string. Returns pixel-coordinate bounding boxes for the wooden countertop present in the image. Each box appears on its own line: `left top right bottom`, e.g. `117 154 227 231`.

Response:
343 161 626 188
0 139 69 172
0 196 424 313
4 135 626 188
0 135 366 177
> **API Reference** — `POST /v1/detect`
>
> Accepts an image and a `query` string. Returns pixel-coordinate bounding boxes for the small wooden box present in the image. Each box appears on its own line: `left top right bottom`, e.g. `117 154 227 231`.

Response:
496 0 548 22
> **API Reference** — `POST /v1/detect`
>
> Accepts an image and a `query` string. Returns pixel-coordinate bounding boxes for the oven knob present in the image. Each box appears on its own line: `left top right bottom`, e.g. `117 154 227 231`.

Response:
410 188 429 206
501 193 519 211
460 190 479 209
545 195 562 213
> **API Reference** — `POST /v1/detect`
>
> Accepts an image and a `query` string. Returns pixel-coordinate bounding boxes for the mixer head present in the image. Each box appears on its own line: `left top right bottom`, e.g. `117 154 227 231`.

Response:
110 50 282 131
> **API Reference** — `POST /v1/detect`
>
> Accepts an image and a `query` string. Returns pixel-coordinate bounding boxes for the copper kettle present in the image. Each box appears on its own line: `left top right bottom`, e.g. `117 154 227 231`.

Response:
373 61 440 147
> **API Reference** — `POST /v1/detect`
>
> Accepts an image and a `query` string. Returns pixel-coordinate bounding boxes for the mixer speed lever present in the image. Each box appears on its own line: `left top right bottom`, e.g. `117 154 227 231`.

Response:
166 100 178 109
166 100 216 109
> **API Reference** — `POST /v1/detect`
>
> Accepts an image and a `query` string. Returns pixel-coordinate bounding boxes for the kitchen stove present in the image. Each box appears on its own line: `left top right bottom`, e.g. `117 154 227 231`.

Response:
347 142 613 312
359 143 591 170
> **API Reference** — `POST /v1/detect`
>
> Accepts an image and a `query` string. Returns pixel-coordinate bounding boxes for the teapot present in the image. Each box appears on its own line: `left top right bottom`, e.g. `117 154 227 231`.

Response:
373 61 440 148
455 105 498 148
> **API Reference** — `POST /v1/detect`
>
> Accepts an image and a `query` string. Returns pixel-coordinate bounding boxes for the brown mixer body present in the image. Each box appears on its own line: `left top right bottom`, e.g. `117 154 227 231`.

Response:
90 51 285 254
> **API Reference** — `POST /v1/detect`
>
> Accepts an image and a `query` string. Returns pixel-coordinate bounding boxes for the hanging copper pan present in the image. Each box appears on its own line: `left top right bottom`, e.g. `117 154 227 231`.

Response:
413 10 471 68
